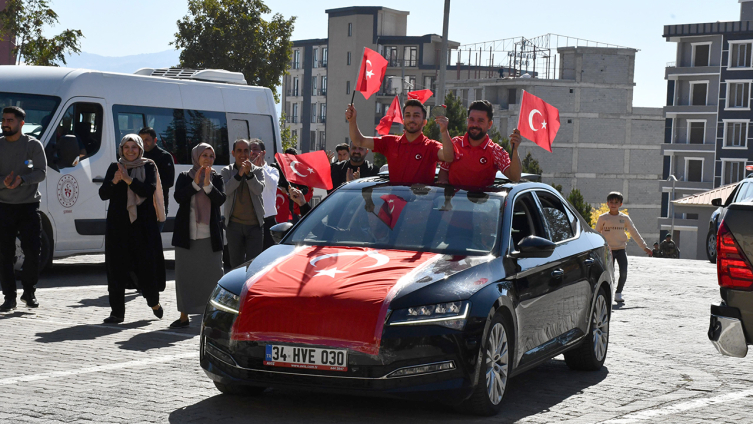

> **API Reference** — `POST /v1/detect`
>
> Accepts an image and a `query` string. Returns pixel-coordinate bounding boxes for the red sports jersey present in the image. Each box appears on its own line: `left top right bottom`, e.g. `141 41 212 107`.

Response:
439 134 511 187
373 133 441 185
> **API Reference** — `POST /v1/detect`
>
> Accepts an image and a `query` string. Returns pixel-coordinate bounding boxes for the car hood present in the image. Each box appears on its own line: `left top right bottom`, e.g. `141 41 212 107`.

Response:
231 244 495 355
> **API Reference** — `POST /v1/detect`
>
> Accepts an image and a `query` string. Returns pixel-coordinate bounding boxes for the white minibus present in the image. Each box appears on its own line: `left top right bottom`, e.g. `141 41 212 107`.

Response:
0 66 282 271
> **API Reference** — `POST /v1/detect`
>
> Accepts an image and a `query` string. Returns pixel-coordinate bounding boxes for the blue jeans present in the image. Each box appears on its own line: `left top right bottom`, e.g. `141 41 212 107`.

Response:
611 249 628 293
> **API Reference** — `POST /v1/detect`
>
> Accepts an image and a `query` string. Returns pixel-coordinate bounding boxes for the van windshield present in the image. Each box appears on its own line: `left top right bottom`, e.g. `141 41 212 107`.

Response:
0 92 61 140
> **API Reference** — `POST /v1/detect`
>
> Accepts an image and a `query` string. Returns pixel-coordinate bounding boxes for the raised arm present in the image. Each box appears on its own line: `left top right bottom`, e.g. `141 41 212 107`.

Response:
346 104 375 150
435 116 454 163
502 129 522 182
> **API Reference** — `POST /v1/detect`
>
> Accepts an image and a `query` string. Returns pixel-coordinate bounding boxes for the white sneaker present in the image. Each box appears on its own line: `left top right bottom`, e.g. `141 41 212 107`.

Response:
615 293 624 303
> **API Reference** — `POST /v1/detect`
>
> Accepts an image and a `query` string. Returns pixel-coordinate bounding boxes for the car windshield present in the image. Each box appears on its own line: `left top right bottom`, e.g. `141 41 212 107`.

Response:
0 92 61 140
286 184 505 256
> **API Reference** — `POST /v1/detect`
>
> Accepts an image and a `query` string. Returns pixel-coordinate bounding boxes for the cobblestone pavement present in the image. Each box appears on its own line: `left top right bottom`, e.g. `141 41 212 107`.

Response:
1 255 752 423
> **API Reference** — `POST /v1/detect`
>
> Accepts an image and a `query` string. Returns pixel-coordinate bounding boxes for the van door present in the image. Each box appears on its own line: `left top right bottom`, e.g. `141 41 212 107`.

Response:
45 98 109 251
226 113 278 164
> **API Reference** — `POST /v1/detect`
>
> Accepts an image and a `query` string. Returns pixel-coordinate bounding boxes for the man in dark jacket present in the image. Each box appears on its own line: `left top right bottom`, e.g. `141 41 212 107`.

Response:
328 142 379 194
139 127 174 229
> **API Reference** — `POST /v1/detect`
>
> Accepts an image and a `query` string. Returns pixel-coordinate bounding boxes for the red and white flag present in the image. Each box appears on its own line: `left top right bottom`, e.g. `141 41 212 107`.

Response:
407 89 433 104
375 95 403 135
517 90 560 152
275 187 291 223
376 194 408 229
355 47 388 100
275 151 333 190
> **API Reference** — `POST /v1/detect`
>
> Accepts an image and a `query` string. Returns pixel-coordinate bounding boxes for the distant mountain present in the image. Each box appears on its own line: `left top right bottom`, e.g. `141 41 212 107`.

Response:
62 50 181 74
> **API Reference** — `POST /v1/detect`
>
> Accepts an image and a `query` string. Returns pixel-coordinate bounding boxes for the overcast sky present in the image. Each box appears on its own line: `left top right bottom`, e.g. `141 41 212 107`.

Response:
48 0 743 108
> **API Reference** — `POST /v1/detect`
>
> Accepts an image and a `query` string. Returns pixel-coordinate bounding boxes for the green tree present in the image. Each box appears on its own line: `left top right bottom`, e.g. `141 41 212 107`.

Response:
551 183 563 193
173 0 295 102
423 92 467 140
279 112 297 151
567 188 592 223
521 152 542 175
0 0 83 66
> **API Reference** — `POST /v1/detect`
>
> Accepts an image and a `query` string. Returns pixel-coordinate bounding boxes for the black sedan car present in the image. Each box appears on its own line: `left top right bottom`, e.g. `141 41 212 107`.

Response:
200 178 613 416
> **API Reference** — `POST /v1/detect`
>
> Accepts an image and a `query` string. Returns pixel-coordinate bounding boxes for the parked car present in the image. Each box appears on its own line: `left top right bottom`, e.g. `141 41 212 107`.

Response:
708 200 753 357
707 170 753 263
199 177 614 416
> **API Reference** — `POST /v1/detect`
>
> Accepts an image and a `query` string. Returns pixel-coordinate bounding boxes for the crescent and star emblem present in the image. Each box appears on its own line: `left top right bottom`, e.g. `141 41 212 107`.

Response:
366 59 374 79
415 154 422 160
388 199 395 214
309 251 390 278
276 193 286 206
479 157 488 164
528 109 547 132
289 161 315 178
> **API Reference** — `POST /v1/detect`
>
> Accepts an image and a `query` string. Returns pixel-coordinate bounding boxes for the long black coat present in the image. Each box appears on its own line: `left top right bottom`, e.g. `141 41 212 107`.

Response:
98 162 166 292
171 171 226 252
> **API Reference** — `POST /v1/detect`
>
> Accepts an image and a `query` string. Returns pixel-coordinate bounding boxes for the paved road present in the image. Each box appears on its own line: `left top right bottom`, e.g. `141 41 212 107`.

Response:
1 255 752 423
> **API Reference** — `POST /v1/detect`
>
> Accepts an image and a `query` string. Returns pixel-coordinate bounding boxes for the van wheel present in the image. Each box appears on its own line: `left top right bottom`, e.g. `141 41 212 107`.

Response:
14 228 53 278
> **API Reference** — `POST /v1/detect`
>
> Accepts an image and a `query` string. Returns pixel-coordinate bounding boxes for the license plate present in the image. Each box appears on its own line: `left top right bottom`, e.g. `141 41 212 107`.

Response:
264 344 348 372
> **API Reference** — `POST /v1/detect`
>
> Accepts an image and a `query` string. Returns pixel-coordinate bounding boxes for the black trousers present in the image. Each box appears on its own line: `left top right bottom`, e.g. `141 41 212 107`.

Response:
262 216 277 251
0 202 41 300
611 249 629 293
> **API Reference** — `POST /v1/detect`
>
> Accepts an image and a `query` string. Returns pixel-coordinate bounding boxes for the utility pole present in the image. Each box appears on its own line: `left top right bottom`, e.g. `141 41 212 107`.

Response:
436 0 450 107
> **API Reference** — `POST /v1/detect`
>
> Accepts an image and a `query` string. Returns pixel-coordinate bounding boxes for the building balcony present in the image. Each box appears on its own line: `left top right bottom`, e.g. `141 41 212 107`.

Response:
665 65 720 78
286 89 300 97
289 61 300 70
289 116 298 124
661 143 716 156
387 59 418 68
659 179 713 191
663 104 717 115
320 116 326 124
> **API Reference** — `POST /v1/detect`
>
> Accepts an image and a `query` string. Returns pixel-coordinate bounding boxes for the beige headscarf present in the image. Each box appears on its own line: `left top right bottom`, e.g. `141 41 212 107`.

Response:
187 143 215 225
118 134 166 223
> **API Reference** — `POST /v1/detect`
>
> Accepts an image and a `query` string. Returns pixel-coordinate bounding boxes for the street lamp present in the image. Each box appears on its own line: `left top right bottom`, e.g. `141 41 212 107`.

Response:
667 174 678 240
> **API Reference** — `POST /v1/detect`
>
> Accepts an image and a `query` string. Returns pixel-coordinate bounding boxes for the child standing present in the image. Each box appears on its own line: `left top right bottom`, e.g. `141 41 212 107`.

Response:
595 192 653 303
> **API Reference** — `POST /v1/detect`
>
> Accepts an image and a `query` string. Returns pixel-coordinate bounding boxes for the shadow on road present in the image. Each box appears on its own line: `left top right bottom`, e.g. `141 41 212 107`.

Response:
36 260 175 290
0 310 35 320
168 358 608 423
116 329 198 351
34 320 152 343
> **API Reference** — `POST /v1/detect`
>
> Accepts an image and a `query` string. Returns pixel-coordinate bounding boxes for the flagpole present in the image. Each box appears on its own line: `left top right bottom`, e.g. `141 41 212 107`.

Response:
516 89 526 130
352 47 366 105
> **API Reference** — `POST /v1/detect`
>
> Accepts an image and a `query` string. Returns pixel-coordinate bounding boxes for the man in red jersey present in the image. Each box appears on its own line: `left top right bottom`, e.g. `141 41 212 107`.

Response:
346 99 454 185
438 100 522 186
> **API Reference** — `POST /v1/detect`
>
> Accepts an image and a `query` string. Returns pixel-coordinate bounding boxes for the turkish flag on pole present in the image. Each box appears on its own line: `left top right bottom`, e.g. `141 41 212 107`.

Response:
407 89 433 104
275 151 333 190
375 96 403 135
355 47 388 100
275 187 291 223
517 90 560 152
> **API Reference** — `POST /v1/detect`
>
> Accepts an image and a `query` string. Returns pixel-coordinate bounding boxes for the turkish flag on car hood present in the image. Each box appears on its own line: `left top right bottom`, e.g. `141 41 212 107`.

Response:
355 47 388 100
232 246 441 355
517 90 560 152
275 151 333 190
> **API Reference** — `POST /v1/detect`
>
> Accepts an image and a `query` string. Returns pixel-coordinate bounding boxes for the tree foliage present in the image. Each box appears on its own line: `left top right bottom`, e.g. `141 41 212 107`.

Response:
521 152 542 175
567 188 592 224
173 0 295 102
0 0 82 66
423 92 467 140
279 112 297 151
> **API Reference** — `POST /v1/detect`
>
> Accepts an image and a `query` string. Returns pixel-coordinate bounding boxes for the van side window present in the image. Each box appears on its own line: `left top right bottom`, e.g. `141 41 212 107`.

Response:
113 105 230 166
46 102 103 170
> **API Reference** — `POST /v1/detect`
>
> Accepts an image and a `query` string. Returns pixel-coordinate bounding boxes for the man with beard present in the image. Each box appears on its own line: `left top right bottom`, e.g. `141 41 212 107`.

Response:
438 100 521 186
328 142 379 193
138 127 175 229
0 106 47 311
346 99 454 185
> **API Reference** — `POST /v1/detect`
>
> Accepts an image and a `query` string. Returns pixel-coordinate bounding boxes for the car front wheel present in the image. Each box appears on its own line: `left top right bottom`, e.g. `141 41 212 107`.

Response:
564 286 610 371
706 229 717 263
460 311 512 416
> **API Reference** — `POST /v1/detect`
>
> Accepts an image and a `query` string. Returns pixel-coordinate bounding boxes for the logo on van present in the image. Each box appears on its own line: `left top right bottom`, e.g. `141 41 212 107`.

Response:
57 175 79 208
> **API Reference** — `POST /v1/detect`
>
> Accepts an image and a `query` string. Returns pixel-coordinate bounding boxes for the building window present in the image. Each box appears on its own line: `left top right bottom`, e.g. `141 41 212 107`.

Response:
384 46 399 66
322 47 328 67
692 43 710 67
312 76 317 96
291 103 298 123
404 76 416 91
292 77 299 97
319 131 326 150
727 81 751 109
293 50 300 69
508 88 518 104
311 103 317 123
310 131 316 150
313 48 318 68
730 41 753 68
321 76 327 95
689 82 707 106
292 129 297 141
424 76 436 93
723 160 747 184
320 103 326 123
347 51 351 66
376 102 382 114
348 23 352 37
724 120 748 148
688 120 705 144
346 81 350 95
684 158 703 182
403 46 418 67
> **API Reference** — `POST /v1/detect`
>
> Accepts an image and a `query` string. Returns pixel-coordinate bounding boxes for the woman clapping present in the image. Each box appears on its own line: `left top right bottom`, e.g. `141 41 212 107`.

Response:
170 143 226 328
99 134 166 324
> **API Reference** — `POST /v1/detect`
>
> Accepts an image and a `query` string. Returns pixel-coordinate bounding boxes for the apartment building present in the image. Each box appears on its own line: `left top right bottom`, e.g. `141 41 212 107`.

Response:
281 6 459 153
446 44 664 256
659 0 753 258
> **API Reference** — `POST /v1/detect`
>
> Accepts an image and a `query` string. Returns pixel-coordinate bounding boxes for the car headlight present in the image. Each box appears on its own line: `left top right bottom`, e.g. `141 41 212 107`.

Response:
388 301 469 330
209 285 240 314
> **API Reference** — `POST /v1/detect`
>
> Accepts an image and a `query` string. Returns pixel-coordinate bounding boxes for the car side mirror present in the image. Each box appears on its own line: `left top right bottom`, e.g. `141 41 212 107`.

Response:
515 235 556 258
270 222 294 244
711 198 722 207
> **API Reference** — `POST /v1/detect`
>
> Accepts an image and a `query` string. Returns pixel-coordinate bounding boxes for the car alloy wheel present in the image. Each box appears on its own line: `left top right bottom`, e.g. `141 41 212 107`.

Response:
564 286 610 371
592 294 609 362
485 322 509 405
706 230 717 263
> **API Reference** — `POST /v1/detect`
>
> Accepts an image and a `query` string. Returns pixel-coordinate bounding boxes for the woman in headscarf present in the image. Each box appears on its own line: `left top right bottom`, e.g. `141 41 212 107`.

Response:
99 134 166 324
170 143 226 328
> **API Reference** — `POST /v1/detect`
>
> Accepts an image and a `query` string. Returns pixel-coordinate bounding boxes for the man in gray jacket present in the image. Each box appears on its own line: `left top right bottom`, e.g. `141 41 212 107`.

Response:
0 106 47 311
221 139 265 268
